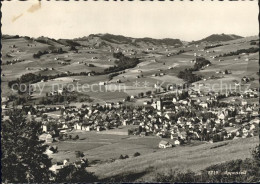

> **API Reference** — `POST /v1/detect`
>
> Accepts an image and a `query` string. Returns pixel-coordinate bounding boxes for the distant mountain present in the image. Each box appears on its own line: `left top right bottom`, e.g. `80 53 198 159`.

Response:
75 33 183 48
135 37 183 46
1 35 21 40
3 33 245 49
192 34 243 44
34 36 63 46
57 39 81 47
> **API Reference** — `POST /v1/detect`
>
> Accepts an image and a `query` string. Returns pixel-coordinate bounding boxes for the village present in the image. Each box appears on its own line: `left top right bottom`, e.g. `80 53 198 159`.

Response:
2 81 258 149
1 33 259 176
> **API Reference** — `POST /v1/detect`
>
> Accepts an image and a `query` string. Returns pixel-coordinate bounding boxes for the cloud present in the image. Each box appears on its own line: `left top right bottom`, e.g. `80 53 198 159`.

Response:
12 13 23 22
27 1 41 13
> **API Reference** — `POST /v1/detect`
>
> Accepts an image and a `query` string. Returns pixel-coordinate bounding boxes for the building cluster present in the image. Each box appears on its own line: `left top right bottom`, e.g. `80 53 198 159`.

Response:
2 86 255 147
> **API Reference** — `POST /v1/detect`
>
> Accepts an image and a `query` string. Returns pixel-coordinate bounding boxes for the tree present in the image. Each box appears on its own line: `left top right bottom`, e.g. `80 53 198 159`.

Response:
146 91 152 96
55 164 97 182
252 145 260 165
49 146 58 153
119 155 124 159
74 135 79 140
1 110 53 183
42 114 48 120
125 96 130 102
224 69 229 74
138 92 144 98
133 152 141 157
75 151 85 158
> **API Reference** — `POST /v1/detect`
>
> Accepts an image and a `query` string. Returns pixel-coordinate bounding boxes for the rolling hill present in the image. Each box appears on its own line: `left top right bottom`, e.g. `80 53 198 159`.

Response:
89 136 258 182
192 34 243 44
1 32 259 182
74 33 183 48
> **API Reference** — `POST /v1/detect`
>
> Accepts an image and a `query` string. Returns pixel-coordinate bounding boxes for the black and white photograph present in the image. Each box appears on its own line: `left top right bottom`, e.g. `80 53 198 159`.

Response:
1 0 259 183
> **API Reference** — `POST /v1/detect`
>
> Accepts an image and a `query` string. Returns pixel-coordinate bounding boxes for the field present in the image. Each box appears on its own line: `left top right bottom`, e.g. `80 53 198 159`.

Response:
48 129 258 181
2 35 259 103
1 34 259 181
90 136 258 181
49 126 168 163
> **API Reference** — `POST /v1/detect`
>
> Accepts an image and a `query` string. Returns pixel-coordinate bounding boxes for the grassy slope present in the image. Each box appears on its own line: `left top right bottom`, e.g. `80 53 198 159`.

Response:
90 136 258 181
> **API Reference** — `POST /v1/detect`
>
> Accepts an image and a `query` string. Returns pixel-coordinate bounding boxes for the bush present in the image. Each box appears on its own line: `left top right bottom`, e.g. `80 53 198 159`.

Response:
55 164 98 182
88 64 95 67
153 145 260 182
219 47 258 57
133 152 141 157
75 151 85 158
252 144 260 164
49 146 58 153
73 135 79 140
119 155 129 159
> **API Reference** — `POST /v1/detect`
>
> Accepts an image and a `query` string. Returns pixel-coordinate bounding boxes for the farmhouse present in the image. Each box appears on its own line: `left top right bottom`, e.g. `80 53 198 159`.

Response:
159 140 172 149
241 101 247 106
46 134 53 143
199 102 208 108
174 139 181 145
99 81 107 85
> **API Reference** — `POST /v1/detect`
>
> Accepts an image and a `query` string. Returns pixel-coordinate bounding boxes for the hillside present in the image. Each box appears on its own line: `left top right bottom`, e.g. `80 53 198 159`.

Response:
1 33 258 102
192 34 243 44
89 136 258 182
1 33 259 182
74 33 183 48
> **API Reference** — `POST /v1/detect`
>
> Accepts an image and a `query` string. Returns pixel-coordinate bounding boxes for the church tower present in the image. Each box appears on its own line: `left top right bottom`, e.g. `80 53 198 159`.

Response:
156 98 162 111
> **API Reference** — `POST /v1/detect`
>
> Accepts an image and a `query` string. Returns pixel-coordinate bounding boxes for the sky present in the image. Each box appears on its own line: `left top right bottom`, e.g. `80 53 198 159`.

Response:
2 0 259 41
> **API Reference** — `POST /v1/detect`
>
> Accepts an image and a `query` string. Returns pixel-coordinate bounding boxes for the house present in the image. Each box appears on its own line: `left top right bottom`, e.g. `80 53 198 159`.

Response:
159 140 172 149
57 88 65 95
174 139 180 145
178 131 187 140
99 81 107 86
159 73 165 76
164 113 174 120
157 99 162 111
74 123 81 130
49 163 63 174
122 120 130 126
82 125 92 131
241 101 247 106
140 132 147 137
130 95 136 99
45 134 53 143
199 102 208 108
171 133 178 139
218 113 225 120
252 111 258 117
1 97 9 103
143 101 150 105
96 126 103 132
42 124 48 132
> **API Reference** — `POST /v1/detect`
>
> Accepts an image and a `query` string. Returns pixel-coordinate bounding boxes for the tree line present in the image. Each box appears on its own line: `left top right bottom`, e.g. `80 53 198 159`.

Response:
103 52 140 74
33 48 66 58
177 57 211 83
218 47 259 57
